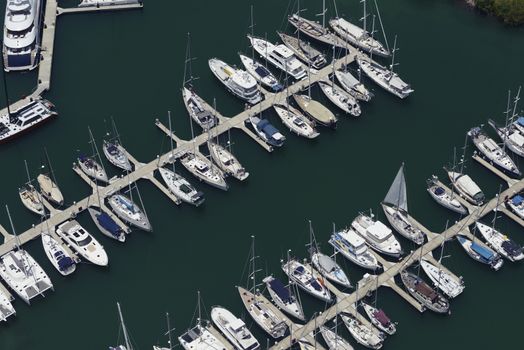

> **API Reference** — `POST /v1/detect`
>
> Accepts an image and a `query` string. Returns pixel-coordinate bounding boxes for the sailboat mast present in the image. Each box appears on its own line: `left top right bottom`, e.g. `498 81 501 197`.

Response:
168 111 176 173
322 0 326 29
250 5 255 60
297 0 301 42
0 52 11 120
44 147 59 189
24 159 32 185
197 291 202 328
117 302 132 350
373 0 390 53
390 35 398 74
88 126 106 176
331 45 335 87
369 15 375 62
166 312 173 350
250 235 257 294
6 205 20 249
460 134 468 175
362 0 367 32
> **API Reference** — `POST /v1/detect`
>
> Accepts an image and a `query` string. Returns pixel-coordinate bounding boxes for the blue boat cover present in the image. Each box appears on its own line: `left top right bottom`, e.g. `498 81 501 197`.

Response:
502 240 522 257
58 256 75 271
471 241 494 260
434 187 445 196
512 195 524 206
255 66 270 78
97 212 122 237
309 278 322 291
517 117 524 127
269 278 293 303
259 120 279 136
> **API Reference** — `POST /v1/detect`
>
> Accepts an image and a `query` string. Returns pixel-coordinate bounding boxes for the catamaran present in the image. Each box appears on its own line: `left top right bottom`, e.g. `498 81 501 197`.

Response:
209 58 262 105
0 286 15 322
247 115 286 148
293 94 337 128
208 131 249 181
247 35 307 80
239 54 283 92
475 222 524 262
400 271 449 314
3 0 43 71
282 258 332 302
277 32 327 70
382 163 425 245
467 126 520 177
456 235 504 270
0 98 57 143
341 313 383 349
318 81 361 116
361 302 396 335
108 193 152 231
0 206 53 305
179 152 228 190
41 232 76 276
262 275 305 321
351 213 403 258
238 237 288 338
56 220 108 266
273 104 319 139
426 176 468 215
329 227 379 270
211 306 260 350
335 69 373 102
319 325 354 350
420 259 464 298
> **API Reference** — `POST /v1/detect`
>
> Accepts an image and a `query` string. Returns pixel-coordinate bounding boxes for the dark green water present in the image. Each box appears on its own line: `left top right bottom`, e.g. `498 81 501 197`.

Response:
0 0 523 349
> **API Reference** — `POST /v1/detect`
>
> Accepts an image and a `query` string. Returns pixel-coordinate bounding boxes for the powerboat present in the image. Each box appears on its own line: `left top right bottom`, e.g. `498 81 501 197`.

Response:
456 235 504 270
468 126 520 177
293 94 337 128
356 56 413 99
361 302 396 335
248 35 307 80
159 167 205 206
0 99 57 144
0 249 53 304
351 213 403 258
208 141 249 181
318 81 361 116
239 54 282 92
311 251 351 288
88 207 126 242
41 232 76 276
211 306 260 350
209 58 262 105
37 174 64 206
262 275 305 321
475 222 524 262
329 228 379 270
3 0 43 71
426 176 468 215
108 193 152 231
341 313 383 349
77 155 109 183
273 104 319 139
277 32 327 70
56 220 108 266
447 171 484 206
335 70 373 102
420 259 464 298
247 115 286 148
282 259 332 302
102 140 132 172
179 152 228 191
182 87 218 130
400 271 449 314
329 17 390 57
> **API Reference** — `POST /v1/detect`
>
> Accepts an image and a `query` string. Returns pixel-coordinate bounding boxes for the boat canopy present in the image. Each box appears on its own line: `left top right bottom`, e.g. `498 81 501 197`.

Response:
384 163 408 211
57 255 75 271
512 195 524 206
470 241 495 260
269 278 293 303
97 212 122 237
509 132 524 147
374 309 391 326
434 187 445 196
517 117 524 127
255 65 270 78
501 240 522 257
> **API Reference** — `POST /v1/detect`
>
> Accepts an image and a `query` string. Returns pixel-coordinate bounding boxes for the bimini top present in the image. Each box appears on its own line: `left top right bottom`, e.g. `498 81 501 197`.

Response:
512 195 524 206
269 278 293 303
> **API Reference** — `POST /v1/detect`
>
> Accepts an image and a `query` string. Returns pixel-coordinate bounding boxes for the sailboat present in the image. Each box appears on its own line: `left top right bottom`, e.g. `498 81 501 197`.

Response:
420 259 464 298
56 220 109 266
238 236 288 338
277 32 327 70
506 193 524 220
248 114 286 148
262 275 305 321
77 127 109 183
0 285 15 322
456 234 504 270
426 175 468 215
0 206 53 304
282 257 332 302
153 312 174 350
207 114 249 181
159 112 205 206
179 292 229 350
381 163 425 245
319 324 354 350
308 221 351 288
41 231 76 276
109 302 134 350
19 160 45 216
340 313 383 349
37 148 64 206
318 80 361 116
351 212 403 258
211 306 260 350
329 0 390 57
182 33 218 131
400 270 449 314
293 94 337 128
475 222 524 262
103 117 132 172
361 302 396 335
288 0 345 48
108 192 152 231
335 69 373 102
356 34 413 99
468 126 520 177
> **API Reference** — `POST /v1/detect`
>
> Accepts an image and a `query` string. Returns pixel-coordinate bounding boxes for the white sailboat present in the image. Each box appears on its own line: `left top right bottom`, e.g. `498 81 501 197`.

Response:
335 69 373 102
506 194 524 220
109 302 134 350
108 193 152 231
262 275 305 321
239 54 283 92
488 88 524 157
361 302 396 335
211 306 260 350
238 236 288 338
56 220 108 266
19 160 45 216
420 259 464 298
320 324 354 350
153 312 174 350
426 175 468 215
0 206 53 305
282 258 332 303
381 163 425 245
351 212 403 258
456 234 504 270
103 118 132 172
77 127 109 183
179 152 228 190
329 225 379 270
400 271 449 314
340 313 383 349
277 32 327 70
37 148 64 206
475 222 524 262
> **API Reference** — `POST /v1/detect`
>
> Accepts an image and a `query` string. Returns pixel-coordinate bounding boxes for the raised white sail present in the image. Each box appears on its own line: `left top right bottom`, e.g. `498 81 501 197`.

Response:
383 163 407 212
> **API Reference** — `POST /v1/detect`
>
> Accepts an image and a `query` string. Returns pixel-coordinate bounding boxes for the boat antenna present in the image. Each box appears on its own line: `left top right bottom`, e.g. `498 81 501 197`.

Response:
248 235 262 295
0 45 12 122
373 0 390 53
511 86 522 122
390 35 399 74
117 302 133 350
167 111 176 173
492 184 503 231
502 90 512 154
111 116 124 148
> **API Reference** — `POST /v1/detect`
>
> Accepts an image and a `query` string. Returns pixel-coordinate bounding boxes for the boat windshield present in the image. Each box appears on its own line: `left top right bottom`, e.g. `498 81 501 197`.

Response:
76 235 93 247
